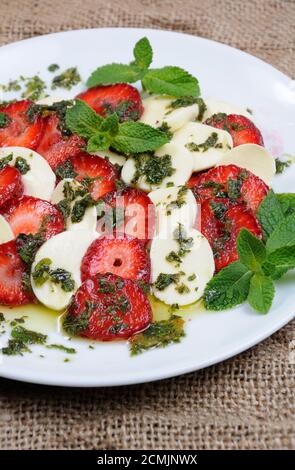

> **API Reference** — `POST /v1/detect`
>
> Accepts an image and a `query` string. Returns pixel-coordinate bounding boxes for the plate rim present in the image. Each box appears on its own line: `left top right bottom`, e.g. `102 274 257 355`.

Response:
0 27 294 387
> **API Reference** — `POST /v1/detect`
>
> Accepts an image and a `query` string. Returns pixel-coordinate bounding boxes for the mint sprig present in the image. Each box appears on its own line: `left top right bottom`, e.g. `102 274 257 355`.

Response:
66 99 169 154
204 191 295 314
86 37 200 98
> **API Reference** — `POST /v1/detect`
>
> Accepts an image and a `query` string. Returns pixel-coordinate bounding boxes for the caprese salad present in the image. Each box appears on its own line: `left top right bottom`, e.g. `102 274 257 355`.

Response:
0 37 294 357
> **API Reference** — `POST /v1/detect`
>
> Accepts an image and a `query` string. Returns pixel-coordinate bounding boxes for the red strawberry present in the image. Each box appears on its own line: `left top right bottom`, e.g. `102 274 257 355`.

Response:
81 234 151 283
205 113 264 147
4 196 64 239
201 199 262 271
64 273 152 341
191 164 268 213
70 153 118 201
187 172 205 189
36 113 86 169
0 166 23 209
0 100 44 149
98 187 155 242
0 240 34 306
77 84 143 121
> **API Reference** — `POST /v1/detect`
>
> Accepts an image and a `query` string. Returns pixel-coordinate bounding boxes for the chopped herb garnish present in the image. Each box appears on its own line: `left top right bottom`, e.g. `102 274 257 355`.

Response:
0 112 12 128
46 344 76 354
130 316 185 355
185 132 220 152
21 75 47 101
11 325 47 345
175 283 190 294
52 67 81 90
154 273 181 291
63 301 95 336
71 194 96 223
32 258 75 292
275 158 292 175
167 95 199 112
0 313 5 323
0 153 13 170
132 152 175 186
158 122 173 139
210 201 228 221
14 156 30 175
48 63 60 72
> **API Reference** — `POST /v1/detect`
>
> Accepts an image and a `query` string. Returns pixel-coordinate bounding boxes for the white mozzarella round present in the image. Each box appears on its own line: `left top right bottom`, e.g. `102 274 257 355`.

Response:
36 95 66 105
149 186 198 237
202 98 253 122
140 95 199 132
219 144 276 184
171 122 233 172
51 179 97 232
0 147 56 201
121 143 194 192
31 230 98 311
92 149 126 167
150 228 215 306
0 215 14 244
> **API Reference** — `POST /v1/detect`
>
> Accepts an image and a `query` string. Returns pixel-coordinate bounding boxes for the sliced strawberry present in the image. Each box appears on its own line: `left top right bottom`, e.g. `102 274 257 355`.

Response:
0 166 23 209
77 83 143 121
81 234 151 283
0 100 44 149
70 153 118 201
0 240 34 306
36 113 86 169
64 273 152 341
205 113 264 147
201 199 262 271
98 187 155 242
4 196 64 239
191 164 268 213
187 172 205 189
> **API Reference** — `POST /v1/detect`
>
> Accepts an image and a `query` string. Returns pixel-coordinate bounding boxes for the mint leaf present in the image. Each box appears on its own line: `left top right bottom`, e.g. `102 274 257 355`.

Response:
87 132 111 153
257 190 284 239
65 100 102 139
277 193 295 216
266 245 295 271
262 262 288 281
142 66 200 97
133 37 153 69
247 273 274 314
266 212 295 253
112 121 169 154
204 261 252 311
100 112 119 136
237 228 266 272
86 63 144 88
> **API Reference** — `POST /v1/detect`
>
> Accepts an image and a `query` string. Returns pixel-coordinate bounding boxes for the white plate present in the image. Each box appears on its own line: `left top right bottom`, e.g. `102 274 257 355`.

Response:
0 28 294 387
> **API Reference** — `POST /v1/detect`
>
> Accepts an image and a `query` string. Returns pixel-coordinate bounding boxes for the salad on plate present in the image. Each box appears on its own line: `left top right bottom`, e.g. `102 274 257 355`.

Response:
0 36 294 359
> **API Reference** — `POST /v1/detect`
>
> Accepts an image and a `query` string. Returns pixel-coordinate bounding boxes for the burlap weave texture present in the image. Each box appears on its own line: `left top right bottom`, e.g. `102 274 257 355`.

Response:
0 0 294 450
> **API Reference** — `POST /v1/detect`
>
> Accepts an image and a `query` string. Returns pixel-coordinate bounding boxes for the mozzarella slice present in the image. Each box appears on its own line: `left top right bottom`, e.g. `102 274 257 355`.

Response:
149 186 198 236
202 98 252 122
36 95 66 105
171 122 233 172
31 230 98 310
140 95 199 132
219 144 276 184
51 179 97 232
91 149 126 167
121 143 194 192
150 228 215 306
0 215 14 244
0 147 56 201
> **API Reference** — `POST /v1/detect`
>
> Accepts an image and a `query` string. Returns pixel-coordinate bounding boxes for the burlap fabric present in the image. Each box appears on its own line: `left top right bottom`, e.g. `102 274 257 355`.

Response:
0 0 294 450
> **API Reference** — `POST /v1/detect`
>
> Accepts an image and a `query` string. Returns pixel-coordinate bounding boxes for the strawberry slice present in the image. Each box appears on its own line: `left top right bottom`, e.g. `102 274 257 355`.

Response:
0 166 23 209
4 196 64 239
191 164 268 214
0 240 34 306
63 273 152 341
201 199 262 271
81 234 151 283
77 84 143 121
98 187 155 242
69 153 118 201
205 113 264 147
36 113 86 170
0 100 44 149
